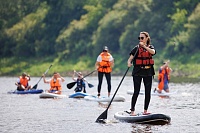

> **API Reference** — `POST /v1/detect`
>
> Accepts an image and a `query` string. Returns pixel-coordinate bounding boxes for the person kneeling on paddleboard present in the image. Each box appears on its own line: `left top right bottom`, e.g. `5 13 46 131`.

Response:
154 60 172 93
15 72 31 91
72 70 87 93
43 72 65 94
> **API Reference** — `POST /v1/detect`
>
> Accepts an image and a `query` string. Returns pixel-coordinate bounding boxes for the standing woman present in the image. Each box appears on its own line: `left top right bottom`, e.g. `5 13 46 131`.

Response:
127 31 156 116
95 46 114 97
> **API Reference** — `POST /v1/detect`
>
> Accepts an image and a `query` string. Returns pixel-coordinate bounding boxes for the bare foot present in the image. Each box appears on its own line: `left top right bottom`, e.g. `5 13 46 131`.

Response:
143 110 151 115
130 111 136 116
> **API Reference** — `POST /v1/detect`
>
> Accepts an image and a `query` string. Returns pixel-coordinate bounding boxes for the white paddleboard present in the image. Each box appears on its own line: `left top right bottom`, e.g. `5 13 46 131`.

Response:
127 89 177 97
84 95 125 102
39 92 66 99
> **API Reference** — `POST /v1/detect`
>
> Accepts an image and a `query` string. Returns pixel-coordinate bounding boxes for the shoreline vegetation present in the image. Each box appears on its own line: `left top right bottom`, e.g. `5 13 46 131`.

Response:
1 57 200 83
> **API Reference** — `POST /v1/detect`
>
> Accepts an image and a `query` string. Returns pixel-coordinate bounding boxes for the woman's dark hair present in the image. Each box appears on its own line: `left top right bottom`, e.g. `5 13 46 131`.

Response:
140 31 151 46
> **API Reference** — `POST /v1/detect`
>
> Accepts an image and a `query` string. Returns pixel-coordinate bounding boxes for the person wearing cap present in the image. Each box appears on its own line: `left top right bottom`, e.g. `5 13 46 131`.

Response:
127 31 156 116
154 60 172 93
15 72 31 91
95 46 114 97
72 70 87 93
42 72 65 94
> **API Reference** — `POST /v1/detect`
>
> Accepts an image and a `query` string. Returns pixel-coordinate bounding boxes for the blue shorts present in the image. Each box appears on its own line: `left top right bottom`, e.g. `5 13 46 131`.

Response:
163 83 169 91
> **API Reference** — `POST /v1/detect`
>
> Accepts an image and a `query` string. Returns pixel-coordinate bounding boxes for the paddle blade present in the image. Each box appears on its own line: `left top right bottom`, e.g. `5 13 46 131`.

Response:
96 109 108 123
32 84 37 89
66 82 76 89
88 83 94 88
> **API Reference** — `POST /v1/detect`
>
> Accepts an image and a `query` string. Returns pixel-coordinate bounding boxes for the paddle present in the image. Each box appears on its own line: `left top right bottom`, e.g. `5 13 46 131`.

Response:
95 45 139 123
32 64 53 89
66 70 96 89
95 67 130 123
74 71 94 88
88 83 94 88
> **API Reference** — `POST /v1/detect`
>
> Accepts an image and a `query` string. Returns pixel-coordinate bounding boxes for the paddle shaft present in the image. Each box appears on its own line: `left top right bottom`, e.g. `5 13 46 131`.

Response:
74 70 96 80
36 64 53 84
32 64 53 89
168 42 176 60
74 71 94 87
107 67 130 108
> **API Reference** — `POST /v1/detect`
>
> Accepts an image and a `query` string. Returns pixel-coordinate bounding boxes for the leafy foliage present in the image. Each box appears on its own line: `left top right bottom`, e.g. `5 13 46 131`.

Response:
0 0 200 77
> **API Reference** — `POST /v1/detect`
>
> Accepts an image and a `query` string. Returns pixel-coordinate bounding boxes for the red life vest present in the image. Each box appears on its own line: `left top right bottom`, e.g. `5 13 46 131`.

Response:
135 46 154 65
158 67 170 90
98 52 112 73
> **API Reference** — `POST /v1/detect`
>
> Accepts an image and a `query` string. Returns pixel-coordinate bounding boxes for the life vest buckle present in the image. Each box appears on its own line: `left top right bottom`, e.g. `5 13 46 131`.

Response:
140 66 151 69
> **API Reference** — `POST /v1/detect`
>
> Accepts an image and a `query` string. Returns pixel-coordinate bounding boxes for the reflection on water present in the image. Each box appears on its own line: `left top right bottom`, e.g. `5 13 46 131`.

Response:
131 124 152 133
0 76 200 133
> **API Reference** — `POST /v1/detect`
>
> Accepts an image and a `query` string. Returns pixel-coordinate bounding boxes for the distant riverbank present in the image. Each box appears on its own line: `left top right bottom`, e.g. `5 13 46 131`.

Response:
1 57 200 83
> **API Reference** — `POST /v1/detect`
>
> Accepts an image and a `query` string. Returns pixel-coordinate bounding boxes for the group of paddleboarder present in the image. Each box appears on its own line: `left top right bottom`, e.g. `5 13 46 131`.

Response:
15 31 171 116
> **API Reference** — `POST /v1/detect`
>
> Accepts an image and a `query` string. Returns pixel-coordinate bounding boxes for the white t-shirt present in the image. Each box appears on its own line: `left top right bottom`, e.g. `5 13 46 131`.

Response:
96 54 114 62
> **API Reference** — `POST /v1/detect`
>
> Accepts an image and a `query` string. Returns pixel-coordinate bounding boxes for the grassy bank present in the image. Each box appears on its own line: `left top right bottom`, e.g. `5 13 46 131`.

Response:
1 56 200 83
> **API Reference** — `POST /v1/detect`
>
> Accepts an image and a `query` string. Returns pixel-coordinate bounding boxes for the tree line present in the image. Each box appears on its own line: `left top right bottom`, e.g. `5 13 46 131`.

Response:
1 0 200 71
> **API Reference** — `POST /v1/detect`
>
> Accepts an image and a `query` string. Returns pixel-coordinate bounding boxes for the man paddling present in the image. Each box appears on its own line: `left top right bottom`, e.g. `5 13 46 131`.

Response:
15 72 31 91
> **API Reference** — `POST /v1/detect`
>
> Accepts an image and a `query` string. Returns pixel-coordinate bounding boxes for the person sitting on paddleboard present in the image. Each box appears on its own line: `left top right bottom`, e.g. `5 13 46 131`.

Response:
72 70 87 93
154 60 172 93
15 72 31 91
42 72 65 94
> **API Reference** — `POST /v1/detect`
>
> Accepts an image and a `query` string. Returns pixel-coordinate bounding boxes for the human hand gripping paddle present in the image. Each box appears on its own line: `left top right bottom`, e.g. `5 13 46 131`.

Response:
95 45 139 123
74 71 94 88
32 64 53 89
66 70 96 89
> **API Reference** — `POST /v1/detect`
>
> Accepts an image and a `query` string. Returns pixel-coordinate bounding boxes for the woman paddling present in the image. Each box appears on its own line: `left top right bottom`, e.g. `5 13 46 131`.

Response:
127 31 156 116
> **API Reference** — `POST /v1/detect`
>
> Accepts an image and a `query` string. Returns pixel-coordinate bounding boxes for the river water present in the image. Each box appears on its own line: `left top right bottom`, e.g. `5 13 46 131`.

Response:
0 76 200 133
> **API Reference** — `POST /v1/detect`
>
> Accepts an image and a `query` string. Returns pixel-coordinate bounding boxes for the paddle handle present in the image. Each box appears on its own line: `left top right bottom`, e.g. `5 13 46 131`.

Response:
83 70 96 78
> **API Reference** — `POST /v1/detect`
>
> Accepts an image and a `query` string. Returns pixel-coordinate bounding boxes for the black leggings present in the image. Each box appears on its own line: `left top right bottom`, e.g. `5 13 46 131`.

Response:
97 72 111 94
131 76 152 111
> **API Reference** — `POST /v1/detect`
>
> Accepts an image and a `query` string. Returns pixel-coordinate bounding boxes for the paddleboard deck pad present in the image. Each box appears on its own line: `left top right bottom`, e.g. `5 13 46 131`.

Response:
39 92 66 99
84 95 125 102
7 89 43 94
114 111 171 125
68 92 90 98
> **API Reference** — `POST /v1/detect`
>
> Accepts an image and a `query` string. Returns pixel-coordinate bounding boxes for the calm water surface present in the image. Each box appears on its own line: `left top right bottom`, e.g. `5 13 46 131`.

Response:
0 76 200 133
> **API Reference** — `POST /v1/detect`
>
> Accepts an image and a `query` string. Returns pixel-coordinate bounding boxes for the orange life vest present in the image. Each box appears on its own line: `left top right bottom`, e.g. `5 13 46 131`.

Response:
158 67 170 90
135 46 154 65
19 76 29 87
50 78 62 91
98 52 112 73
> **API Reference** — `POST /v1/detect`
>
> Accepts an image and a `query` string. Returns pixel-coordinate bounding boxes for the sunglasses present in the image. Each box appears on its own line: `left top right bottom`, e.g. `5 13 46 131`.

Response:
138 37 144 40
103 50 108 52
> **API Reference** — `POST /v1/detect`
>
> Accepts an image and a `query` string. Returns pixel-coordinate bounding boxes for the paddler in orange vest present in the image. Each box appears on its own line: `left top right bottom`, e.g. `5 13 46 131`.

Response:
95 46 114 97
42 72 65 94
15 72 31 91
154 60 172 93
